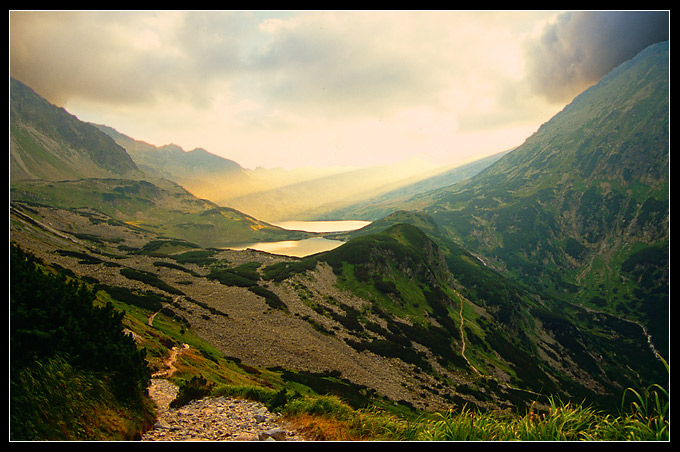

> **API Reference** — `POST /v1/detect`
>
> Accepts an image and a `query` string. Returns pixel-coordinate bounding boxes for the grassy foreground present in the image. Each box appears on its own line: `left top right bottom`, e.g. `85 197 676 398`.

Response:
172 368 669 441
277 389 668 441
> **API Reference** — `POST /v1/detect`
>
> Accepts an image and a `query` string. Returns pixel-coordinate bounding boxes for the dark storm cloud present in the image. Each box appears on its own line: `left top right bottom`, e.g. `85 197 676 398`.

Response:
525 11 669 103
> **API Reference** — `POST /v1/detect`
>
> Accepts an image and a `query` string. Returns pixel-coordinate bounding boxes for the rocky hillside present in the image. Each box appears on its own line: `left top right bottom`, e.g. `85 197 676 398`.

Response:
10 201 665 414
10 78 143 181
392 41 669 357
10 201 460 411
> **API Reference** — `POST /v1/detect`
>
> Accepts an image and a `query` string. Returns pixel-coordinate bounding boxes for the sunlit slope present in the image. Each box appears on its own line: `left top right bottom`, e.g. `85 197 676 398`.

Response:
260 222 666 411
319 150 511 221
10 178 308 248
400 42 668 355
225 158 450 222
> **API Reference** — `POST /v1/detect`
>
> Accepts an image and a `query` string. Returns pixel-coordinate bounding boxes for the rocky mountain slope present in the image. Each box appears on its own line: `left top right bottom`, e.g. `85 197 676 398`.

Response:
10 200 665 413
9 78 310 248
10 201 466 411
10 78 143 181
386 41 669 358
9 41 669 419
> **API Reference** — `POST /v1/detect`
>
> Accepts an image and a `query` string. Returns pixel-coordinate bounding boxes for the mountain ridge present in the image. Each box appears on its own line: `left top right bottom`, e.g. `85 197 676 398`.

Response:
10 78 143 181
9 77 312 248
95 123 468 222
92 123 268 201
401 42 668 337
9 41 669 426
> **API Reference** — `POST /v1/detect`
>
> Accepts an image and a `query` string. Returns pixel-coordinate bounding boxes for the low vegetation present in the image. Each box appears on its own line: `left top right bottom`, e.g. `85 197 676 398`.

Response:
166 372 669 441
10 243 668 441
10 245 154 440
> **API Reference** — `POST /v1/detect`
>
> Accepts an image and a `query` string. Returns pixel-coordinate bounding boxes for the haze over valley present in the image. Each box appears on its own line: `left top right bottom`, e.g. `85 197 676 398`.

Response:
10 10 669 441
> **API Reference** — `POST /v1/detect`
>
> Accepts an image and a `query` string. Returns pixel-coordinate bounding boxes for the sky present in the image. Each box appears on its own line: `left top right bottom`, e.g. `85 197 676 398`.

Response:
10 10 669 170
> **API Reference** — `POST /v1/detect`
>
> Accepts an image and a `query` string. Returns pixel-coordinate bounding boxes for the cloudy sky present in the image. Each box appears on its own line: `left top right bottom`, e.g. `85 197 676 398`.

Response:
10 10 669 169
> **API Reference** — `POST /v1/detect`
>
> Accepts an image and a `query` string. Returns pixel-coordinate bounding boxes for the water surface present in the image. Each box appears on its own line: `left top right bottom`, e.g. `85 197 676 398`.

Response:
228 237 345 257
227 220 371 257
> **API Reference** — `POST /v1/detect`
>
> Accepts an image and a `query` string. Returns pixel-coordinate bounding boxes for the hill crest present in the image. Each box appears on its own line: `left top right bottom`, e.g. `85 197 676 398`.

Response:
10 78 142 181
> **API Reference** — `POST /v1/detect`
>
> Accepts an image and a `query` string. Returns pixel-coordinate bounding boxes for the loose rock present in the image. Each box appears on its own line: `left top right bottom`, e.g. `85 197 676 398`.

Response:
141 379 306 441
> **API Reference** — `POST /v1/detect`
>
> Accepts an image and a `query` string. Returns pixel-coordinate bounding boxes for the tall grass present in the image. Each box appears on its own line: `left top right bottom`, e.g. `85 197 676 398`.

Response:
411 385 669 441
10 355 154 440
619 383 669 441
182 361 669 442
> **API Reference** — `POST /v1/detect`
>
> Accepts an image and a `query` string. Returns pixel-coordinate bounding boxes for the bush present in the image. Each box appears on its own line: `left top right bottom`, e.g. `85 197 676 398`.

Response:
283 395 353 420
119 267 185 295
10 245 153 439
11 245 151 399
96 284 168 311
170 376 214 408
248 285 288 312
213 385 293 412
261 260 317 282
207 268 257 287
170 249 217 266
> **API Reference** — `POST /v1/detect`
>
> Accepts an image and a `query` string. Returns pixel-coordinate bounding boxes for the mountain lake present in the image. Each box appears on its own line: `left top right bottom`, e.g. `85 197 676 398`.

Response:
226 220 371 257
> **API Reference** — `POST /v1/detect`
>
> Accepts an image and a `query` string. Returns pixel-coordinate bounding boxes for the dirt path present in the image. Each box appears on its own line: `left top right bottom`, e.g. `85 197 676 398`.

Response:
142 378 306 441
457 292 481 376
152 343 189 378
142 343 307 441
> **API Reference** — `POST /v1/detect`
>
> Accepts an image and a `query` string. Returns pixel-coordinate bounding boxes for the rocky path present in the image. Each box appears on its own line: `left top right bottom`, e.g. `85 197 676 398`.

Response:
141 378 307 441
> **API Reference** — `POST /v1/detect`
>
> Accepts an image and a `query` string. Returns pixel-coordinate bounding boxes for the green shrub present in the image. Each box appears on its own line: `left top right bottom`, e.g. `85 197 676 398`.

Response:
261 260 317 282
10 245 153 439
248 285 288 312
213 385 293 412
96 284 168 311
170 376 214 408
119 267 185 295
207 268 257 287
283 394 354 420
170 249 218 266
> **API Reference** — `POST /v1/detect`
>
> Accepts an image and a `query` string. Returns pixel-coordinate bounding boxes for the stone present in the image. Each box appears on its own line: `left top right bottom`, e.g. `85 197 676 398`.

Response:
259 427 287 441
153 420 172 430
141 379 306 442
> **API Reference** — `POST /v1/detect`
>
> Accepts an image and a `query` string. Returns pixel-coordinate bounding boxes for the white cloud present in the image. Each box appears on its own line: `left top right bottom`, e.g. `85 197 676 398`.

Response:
19 10 659 169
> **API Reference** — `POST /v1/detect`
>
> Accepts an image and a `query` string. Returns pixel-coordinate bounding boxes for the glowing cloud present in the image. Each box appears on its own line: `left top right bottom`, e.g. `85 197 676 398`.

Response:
10 10 669 169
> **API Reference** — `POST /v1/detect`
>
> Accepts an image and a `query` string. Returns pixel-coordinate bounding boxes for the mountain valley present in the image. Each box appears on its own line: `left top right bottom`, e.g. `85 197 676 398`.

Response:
10 40 669 440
